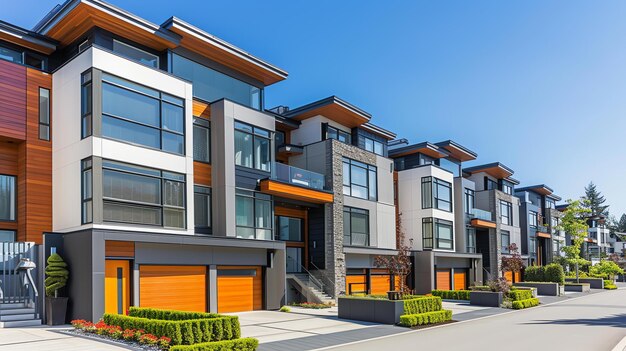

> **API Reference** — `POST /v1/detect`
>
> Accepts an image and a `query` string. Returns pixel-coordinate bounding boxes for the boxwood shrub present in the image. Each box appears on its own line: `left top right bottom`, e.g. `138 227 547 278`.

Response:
544 263 565 284
431 290 470 300
399 310 452 327
169 338 259 351
403 296 442 314
511 298 540 309
524 266 544 282
128 307 221 321
508 289 533 301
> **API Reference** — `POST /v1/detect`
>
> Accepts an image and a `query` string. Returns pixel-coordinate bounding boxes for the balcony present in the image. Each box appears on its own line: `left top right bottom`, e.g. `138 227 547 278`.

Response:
259 163 333 204
469 208 496 229
535 225 551 239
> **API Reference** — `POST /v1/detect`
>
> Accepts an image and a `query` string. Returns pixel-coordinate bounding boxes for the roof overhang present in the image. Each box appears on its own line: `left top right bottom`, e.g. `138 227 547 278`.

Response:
284 96 371 128
259 179 333 204
471 218 497 229
536 232 551 239
463 162 514 179
360 122 397 140
516 184 554 197
0 21 58 54
389 142 448 159
435 140 477 162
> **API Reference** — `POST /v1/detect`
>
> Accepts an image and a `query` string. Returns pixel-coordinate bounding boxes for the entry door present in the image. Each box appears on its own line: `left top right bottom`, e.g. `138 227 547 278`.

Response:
105 260 130 315
286 247 303 273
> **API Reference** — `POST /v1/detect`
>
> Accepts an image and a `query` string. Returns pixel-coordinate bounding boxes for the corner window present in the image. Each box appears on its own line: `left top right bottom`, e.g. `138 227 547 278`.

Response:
39 88 50 141
464 188 475 214
422 218 453 250
501 181 514 195
112 40 160 68
501 230 510 253
81 70 92 139
235 189 272 240
193 118 210 163
325 124 351 144
194 186 211 234
342 158 377 201
343 207 369 246
81 158 93 224
0 175 16 221
529 211 538 228
485 177 498 191
364 137 384 156
422 176 452 212
500 200 512 225
234 121 271 171
0 46 22 64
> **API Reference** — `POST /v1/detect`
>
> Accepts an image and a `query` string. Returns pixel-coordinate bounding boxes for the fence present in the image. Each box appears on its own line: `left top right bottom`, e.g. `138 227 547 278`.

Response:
0 242 39 305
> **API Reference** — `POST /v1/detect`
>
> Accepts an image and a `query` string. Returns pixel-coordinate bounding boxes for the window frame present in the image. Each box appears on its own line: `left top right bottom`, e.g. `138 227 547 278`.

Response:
363 136 384 156
38 87 51 141
193 118 211 163
343 206 370 247
530 237 537 254
0 174 17 222
421 176 452 212
422 218 454 250
464 188 475 214
275 215 304 242
81 158 93 224
501 230 511 253
234 121 272 172
81 70 93 139
0 229 16 242
235 189 273 240
466 227 476 253
529 211 538 228
342 157 377 201
500 200 513 225
193 185 211 234
325 124 352 144
112 39 160 68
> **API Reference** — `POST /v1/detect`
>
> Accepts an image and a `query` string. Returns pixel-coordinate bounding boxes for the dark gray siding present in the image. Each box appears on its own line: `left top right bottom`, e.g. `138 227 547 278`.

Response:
308 206 326 269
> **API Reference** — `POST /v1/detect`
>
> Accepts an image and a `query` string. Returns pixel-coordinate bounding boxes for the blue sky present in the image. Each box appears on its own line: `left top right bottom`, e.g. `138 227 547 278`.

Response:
4 1 625 217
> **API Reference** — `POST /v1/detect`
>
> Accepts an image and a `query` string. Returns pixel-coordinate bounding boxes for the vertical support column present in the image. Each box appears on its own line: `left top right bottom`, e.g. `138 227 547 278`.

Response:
91 231 106 322
208 265 217 313
133 262 140 307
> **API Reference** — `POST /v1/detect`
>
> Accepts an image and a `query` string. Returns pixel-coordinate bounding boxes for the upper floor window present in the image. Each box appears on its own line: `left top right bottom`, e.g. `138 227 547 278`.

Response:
485 177 498 191
194 186 211 234
422 176 452 212
363 137 384 156
464 188 475 214
275 130 286 148
325 124 351 144
81 70 92 138
171 53 261 109
529 237 537 254
276 216 303 242
0 230 15 242
551 217 559 234
552 239 560 255
193 118 210 163
101 73 185 155
234 121 271 171
112 40 159 68
39 88 50 141
501 230 510 253
235 189 272 240
0 46 21 64
0 45 45 70
343 207 369 246
423 218 453 250
343 158 377 201
546 198 556 209
501 180 514 195
500 200 512 225
438 158 460 177
529 211 538 228
0 175 16 221
466 227 476 253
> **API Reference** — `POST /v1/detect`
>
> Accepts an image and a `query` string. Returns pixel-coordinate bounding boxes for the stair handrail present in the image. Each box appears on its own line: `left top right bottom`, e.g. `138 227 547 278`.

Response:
309 261 336 294
299 263 325 292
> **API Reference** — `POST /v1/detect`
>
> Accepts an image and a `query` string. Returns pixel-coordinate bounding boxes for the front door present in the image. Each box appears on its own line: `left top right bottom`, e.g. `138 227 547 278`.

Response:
105 260 130 315
286 247 303 273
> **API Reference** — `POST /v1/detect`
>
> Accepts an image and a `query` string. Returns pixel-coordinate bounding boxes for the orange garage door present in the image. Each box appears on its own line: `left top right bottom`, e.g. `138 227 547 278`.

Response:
504 271 513 283
217 266 262 313
140 265 206 312
346 274 367 295
370 273 392 295
514 271 521 283
436 269 451 290
454 270 467 290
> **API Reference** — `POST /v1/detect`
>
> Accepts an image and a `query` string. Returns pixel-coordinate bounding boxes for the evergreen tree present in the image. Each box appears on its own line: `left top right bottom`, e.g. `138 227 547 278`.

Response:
583 182 609 216
619 214 626 232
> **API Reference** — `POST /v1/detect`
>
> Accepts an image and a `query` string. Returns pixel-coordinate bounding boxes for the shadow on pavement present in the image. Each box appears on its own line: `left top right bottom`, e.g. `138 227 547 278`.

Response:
522 314 626 328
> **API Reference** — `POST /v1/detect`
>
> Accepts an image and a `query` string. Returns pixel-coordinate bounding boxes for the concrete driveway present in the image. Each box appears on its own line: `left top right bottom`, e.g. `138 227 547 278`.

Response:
0 326 129 351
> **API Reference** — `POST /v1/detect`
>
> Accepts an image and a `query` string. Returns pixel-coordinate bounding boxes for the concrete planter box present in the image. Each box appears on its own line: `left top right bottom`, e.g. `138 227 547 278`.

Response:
565 278 604 289
514 282 561 296
564 283 591 292
338 297 404 324
469 291 502 307
513 286 538 298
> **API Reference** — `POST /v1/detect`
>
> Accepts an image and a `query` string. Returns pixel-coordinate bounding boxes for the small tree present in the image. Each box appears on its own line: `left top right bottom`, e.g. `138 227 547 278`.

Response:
375 214 413 294
45 253 69 298
558 199 591 283
501 243 524 279
590 260 624 280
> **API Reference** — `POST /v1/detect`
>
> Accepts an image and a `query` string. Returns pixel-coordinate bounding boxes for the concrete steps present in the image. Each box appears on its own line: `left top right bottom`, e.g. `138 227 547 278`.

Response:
0 303 41 328
288 274 335 305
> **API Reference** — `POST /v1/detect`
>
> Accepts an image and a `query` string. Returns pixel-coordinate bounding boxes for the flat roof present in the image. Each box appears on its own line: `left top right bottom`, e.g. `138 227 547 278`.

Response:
516 184 561 200
284 96 371 128
388 141 448 159
435 140 477 162
360 122 397 140
0 20 58 54
463 162 515 179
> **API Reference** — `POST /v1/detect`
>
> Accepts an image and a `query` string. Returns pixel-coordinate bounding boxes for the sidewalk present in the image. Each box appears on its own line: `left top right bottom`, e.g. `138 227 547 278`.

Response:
0 326 129 351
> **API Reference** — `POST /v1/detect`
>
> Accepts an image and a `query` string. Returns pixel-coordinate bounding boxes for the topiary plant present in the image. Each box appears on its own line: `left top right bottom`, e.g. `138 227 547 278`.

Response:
45 253 69 297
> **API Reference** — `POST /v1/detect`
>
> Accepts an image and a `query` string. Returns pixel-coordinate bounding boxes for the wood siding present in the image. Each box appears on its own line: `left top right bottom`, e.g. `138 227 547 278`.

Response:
217 266 262 313
193 100 211 119
105 241 135 258
436 269 451 290
370 275 392 295
0 60 26 140
105 260 130 315
346 274 367 295
454 270 467 290
140 265 207 312
193 162 212 186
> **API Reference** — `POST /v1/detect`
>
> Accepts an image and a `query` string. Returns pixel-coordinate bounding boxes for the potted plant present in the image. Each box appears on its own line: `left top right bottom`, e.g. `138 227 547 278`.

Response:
45 253 69 325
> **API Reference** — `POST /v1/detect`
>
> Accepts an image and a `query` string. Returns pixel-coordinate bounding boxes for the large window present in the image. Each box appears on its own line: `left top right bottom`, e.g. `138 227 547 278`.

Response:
422 218 454 250
343 207 369 246
485 178 498 191
276 216 303 242
39 88 50 141
194 186 211 234
235 189 272 240
529 211 538 228
530 237 537 254
466 227 476 253
0 230 15 242
343 158 377 201
422 176 452 212
170 53 261 109
101 73 185 155
438 158 460 177
325 125 351 144
0 44 45 69
464 188 475 214
102 160 186 228
112 40 159 68
0 46 22 64
81 70 92 138
501 180 514 195
363 137 384 156
81 158 93 224
0 175 16 221
193 118 210 163
553 239 560 255
501 230 510 253
546 198 556 209
234 121 271 171
500 200 512 225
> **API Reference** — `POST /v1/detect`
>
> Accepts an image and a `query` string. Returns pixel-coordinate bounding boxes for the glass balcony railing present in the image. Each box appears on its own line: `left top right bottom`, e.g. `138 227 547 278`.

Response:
537 225 548 233
471 208 493 221
271 162 326 190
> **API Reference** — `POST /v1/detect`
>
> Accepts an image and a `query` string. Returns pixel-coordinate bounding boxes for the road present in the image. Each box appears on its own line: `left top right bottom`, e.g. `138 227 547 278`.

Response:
328 289 626 351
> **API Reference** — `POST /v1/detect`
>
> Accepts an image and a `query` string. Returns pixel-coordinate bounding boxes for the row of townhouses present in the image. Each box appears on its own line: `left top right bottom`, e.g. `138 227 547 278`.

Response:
0 0 607 325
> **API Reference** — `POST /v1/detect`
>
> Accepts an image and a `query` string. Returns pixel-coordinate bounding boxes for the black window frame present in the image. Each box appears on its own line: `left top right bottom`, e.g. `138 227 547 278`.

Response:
234 121 272 172
0 174 17 222
501 230 511 253
529 211 538 228
485 177 498 191
466 227 476 253
193 118 211 163
343 207 370 247
325 124 351 144
530 237 537 254
342 157 377 201
235 189 273 240
464 188 475 214
422 217 454 250
193 185 211 234
421 176 452 212
81 70 93 139
275 215 304 242
500 200 513 225
38 87 51 141
363 136 384 156
81 158 93 224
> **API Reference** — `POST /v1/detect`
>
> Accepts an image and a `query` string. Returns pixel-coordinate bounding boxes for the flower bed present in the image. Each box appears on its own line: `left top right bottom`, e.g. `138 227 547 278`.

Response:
431 290 470 300
71 319 172 350
290 302 332 309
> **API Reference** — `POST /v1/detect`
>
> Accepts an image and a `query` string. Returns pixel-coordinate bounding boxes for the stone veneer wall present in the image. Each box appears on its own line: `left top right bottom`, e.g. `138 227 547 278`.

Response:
491 190 520 276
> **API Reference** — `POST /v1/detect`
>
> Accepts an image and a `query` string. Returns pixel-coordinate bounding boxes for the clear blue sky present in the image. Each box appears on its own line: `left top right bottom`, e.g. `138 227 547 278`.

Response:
4 1 625 217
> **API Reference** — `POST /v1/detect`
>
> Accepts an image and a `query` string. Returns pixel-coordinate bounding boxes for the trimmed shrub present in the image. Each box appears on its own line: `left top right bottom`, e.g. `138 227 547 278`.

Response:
524 266 545 282
403 296 442 315
605 284 617 290
469 285 492 292
544 263 565 284
508 289 533 301
399 310 453 327
128 307 221 321
431 290 470 300
169 338 259 351
511 298 540 309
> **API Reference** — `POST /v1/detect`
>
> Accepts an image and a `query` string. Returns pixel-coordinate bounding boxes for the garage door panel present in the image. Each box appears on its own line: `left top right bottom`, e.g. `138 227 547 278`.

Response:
436 269 451 290
370 275 392 295
217 266 262 313
346 275 367 295
140 265 206 312
454 270 467 290
504 271 513 283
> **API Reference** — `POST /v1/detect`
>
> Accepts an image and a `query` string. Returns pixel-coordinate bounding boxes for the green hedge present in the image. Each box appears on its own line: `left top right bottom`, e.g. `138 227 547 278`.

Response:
524 266 544 282
544 264 565 284
508 290 533 301
102 314 240 345
605 284 617 290
128 307 221 321
169 338 259 351
511 298 540 309
431 290 470 300
403 296 442 314
399 310 452 327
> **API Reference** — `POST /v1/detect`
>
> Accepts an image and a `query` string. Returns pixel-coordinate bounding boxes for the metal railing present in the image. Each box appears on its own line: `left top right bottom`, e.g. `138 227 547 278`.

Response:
287 257 325 292
309 261 336 295
271 162 326 190
537 225 548 233
470 208 493 221
1 242 38 305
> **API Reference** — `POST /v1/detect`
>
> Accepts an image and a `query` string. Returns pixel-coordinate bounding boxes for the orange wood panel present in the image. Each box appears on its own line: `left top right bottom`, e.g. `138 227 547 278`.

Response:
514 271 521 283
275 206 306 219
105 260 130 315
259 180 333 204
193 162 212 186
394 275 402 290
0 60 27 141
536 232 551 239
436 269 451 290
105 241 135 258
193 100 211 119
346 274 367 295
140 265 207 312
288 103 369 128
504 271 513 283
470 218 497 229
454 271 467 290
370 275 392 295
217 266 262 313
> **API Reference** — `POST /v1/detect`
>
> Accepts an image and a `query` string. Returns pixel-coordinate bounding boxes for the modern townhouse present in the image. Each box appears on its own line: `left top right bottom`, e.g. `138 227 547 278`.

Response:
389 140 485 294
585 215 611 260
514 185 564 266
462 163 522 282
